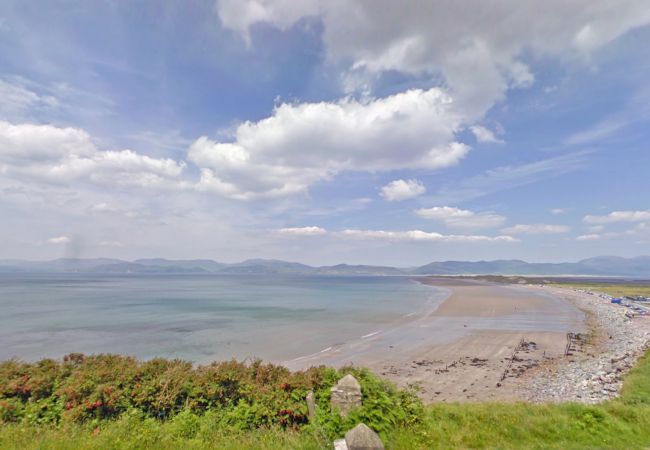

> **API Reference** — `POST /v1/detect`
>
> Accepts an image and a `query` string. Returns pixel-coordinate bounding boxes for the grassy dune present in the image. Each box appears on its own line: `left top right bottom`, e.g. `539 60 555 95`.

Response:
1 350 649 449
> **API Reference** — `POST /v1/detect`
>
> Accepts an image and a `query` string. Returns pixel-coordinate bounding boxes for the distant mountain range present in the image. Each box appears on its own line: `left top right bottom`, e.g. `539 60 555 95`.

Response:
0 256 649 278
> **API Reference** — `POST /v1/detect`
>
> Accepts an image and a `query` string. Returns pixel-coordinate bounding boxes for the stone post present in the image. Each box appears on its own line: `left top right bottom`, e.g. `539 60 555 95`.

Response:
330 374 362 416
306 390 316 422
333 423 384 450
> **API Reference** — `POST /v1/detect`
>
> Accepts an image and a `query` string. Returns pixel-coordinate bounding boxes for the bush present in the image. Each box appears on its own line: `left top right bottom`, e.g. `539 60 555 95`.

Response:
0 354 421 440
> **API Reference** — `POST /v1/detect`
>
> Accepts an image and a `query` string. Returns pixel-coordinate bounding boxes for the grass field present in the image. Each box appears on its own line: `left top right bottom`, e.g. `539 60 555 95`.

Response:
1 349 650 449
548 282 650 298
450 276 650 298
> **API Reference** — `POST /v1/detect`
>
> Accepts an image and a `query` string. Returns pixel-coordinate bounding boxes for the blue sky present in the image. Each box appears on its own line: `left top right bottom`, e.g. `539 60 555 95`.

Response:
1 0 649 265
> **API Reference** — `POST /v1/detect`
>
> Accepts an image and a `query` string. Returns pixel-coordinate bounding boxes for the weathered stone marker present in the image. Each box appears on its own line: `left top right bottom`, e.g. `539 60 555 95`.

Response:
330 374 362 416
306 390 316 422
346 423 384 450
333 423 385 450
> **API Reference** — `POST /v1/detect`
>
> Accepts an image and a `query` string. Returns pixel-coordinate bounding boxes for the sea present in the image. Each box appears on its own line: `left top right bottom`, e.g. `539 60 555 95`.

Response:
0 273 446 363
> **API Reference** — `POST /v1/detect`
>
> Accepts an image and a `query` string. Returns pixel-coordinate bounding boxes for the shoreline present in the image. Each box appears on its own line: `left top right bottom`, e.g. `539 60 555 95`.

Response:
516 284 650 403
281 281 452 369
286 277 587 403
3 274 646 405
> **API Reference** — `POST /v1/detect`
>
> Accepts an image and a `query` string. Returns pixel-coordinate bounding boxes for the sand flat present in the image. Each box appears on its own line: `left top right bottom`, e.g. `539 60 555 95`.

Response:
286 277 586 403
424 278 551 317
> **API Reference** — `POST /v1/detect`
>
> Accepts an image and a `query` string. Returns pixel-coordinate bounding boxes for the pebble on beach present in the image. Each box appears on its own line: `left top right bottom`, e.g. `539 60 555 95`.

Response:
521 287 649 404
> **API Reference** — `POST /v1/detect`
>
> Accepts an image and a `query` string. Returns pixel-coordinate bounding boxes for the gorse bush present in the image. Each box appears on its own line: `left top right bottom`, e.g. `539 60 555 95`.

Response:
0 353 421 440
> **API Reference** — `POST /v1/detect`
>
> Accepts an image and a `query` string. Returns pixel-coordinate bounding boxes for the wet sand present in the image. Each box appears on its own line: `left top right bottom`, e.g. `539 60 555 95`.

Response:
285 277 585 403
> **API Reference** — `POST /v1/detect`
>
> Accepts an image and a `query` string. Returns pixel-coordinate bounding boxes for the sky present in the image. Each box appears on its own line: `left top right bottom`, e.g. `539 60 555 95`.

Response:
1 0 650 266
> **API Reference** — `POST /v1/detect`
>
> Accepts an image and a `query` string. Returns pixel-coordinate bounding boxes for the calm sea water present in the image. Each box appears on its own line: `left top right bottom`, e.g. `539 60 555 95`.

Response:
0 274 445 363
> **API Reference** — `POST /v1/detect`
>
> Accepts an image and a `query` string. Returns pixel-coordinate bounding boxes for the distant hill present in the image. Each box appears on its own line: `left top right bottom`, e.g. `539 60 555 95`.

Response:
217 259 313 274
0 258 124 272
0 256 648 278
134 258 225 272
91 262 210 274
316 264 406 276
412 256 650 277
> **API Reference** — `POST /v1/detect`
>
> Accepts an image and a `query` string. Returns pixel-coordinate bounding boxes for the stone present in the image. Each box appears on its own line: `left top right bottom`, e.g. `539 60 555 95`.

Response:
331 374 362 416
333 438 349 450
345 423 384 450
306 390 316 422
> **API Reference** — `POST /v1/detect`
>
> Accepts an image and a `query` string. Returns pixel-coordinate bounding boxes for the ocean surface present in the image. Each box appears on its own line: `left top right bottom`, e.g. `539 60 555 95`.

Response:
0 273 446 363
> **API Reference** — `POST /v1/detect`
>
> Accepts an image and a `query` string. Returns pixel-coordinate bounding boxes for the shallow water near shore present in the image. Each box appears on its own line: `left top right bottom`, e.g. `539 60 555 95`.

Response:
0 273 445 363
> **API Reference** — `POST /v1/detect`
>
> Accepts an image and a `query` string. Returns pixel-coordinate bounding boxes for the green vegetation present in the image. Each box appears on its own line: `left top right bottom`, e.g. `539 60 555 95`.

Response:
460 275 650 298
0 354 420 448
547 281 650 298
1 350 650 449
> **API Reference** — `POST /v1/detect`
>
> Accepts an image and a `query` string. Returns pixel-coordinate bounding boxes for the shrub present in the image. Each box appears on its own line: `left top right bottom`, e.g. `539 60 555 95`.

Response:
0 354 421 438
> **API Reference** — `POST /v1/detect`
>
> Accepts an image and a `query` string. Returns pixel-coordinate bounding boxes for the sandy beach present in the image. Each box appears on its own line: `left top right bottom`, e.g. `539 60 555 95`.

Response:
286 277 587 402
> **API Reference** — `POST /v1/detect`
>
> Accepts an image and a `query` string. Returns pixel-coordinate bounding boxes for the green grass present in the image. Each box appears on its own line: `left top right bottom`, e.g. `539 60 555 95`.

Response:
548 281 650 298
0 417 324 449
1 350 650 449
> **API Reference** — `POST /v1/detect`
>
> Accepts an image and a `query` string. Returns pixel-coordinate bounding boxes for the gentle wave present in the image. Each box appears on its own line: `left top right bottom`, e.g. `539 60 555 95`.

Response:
361 331 381 339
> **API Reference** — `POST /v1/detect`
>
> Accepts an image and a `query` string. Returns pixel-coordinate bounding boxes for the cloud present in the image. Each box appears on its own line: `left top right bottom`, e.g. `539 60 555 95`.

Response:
501 224 570 234
470 125 503 144
98 240 125 247
274 225 518 243
576 223 650 241
550 208 566 214
217 0 650 119
0 121 185 188
47 236 71 244
338 229 518 243
564 117 629 146
299 197 372 217
189 88 468 199
277 226 327 236
583 209 650 224
0 121 95 163
0 75 115 124
380 179 425 202
0 77 58 119
576 233 601 241
428 151 590 204
89 203 118 213
562 84 650 148
415 206 506 229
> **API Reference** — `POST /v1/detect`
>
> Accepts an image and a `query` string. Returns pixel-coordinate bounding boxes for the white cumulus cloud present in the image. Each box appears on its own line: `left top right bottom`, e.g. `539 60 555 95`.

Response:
189 88 468 199
0 121 185 188
380 179 426 202
0 121 94 163
415 206 506 229
217 0 650 119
